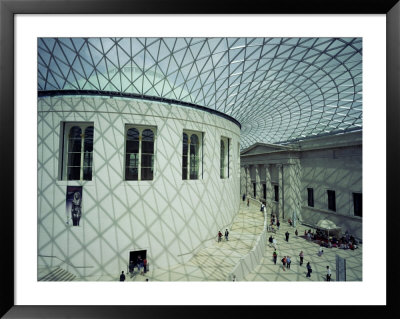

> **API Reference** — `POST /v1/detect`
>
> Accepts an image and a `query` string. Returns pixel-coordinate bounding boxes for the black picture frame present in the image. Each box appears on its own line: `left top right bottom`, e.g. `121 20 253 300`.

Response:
1 0 399 317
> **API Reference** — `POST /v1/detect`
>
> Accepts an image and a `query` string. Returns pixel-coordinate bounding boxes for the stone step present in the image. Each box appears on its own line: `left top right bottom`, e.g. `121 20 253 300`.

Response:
39 267 76 281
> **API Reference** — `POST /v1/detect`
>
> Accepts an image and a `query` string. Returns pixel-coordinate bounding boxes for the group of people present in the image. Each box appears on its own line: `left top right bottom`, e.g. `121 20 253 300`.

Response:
267 219 333 281
128 255 148 277
218 229 229 242
304 229 359 251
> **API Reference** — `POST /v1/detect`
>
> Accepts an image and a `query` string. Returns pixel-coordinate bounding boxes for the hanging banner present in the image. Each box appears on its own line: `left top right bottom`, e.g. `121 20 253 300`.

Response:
66 186 83 226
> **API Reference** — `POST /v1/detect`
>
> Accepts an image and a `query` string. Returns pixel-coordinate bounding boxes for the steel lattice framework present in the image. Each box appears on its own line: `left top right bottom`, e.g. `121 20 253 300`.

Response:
38 37 362 149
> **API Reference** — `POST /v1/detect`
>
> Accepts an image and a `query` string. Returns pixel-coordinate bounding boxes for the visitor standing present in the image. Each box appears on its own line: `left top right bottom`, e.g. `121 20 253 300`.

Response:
318 246 324 256
281 256 287 271
299 251 304 266
242 194 246 201
295 229 298 236
273 250 278 264
306 262 312 278
286 256 291 269
247 198 250 207
137 255 143 274
143 258 148 274
218 231 222 242
326 266 331 281
225 229 229 241
272 237 277 250
129 260 134 274
120 271 125 281
285 231 290 242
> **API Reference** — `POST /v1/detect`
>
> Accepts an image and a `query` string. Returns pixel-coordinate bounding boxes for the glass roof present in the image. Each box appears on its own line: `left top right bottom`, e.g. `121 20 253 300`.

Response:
38 37 362 149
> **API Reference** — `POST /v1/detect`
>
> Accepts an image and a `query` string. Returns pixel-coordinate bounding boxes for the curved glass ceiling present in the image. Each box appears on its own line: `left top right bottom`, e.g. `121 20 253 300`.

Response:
38 37 362 149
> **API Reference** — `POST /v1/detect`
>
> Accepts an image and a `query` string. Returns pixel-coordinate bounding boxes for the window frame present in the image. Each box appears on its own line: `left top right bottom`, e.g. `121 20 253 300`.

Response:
182 129 203 180
124 124 157 181
60 122 94 181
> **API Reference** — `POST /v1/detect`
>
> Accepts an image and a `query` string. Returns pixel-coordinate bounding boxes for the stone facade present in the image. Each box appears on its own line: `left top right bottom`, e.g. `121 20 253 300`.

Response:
240 132 362 239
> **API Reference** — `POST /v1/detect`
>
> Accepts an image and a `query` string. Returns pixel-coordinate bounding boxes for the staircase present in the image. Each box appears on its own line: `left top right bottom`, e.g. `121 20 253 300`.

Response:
38 266 76 281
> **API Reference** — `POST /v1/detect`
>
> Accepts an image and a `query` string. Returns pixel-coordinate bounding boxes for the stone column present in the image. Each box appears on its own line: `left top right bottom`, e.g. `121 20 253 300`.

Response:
245 165 252 197
283 160 302 224
277 164 283 220
265 164 273 216
255 165 261 200
258 164 265 201
240 165 246 197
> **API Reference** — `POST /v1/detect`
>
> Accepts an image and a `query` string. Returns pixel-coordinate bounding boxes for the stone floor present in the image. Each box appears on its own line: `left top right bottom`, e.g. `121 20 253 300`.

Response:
116 200 362 282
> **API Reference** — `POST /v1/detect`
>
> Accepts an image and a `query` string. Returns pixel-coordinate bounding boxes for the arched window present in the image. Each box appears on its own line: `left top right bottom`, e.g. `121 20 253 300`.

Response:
182 133 188 179
67 126 82 180
125 128 139 180
62 123 94 181
125 125 156 181
141 129 154 181
83 126 94 180
190 134 199 179
182 130 203 180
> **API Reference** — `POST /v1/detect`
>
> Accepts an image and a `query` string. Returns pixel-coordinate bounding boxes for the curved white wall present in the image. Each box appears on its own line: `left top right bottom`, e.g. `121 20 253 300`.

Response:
37 95 241 278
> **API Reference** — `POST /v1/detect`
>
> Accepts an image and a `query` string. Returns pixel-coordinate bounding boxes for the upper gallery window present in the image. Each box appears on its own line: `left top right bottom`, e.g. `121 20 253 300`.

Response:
61 122 94 181
327 190 336 211
182 130 203 180
125 125 156 181
353 193 362 217
220 137 230 179
307 188 314 207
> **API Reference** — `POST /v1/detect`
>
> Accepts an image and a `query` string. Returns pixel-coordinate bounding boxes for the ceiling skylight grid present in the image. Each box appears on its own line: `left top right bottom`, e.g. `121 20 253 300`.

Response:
38 37 362 149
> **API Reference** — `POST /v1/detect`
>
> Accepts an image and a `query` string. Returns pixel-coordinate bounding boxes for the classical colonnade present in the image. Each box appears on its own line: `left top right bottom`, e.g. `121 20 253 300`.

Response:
240 162 302 222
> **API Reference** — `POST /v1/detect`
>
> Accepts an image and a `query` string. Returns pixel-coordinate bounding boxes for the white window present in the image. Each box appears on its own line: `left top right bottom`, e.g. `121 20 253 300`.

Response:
125 125 156 181
220 136 230 179
182 130 203 180
61 122 94 181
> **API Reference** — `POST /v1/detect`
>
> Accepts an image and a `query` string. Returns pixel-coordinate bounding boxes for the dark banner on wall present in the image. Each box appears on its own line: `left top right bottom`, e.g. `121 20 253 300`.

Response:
66 186 83 226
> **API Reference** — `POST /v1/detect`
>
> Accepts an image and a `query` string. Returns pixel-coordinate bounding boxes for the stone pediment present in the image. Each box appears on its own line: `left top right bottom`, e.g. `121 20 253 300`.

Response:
241 143 288 155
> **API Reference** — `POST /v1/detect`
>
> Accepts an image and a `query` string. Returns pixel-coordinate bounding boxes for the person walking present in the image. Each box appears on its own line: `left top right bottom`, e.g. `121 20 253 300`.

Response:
129 260 135 275
306 262 312 278
295 229 298 236
247 198 250 207
225 229 229 241
299 251 304 266
272 237 277 250
277 219 280 230
281 256 287 271
120 271 126 281
143 258 148 274
273 250 278 264
326 266 331 281
218 231 222 242
242 194 246 201
285 231 290 242
286 256 291 269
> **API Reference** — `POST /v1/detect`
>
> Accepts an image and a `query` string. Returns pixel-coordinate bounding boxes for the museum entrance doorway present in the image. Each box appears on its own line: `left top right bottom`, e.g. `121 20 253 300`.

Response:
129 249 147 265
